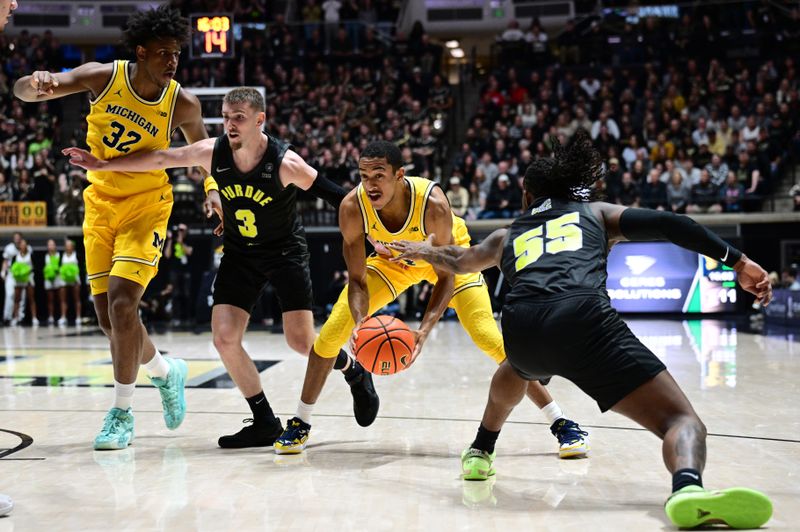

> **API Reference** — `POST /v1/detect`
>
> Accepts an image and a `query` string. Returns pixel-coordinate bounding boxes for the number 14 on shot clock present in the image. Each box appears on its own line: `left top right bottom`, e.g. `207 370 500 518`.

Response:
190 14 235 59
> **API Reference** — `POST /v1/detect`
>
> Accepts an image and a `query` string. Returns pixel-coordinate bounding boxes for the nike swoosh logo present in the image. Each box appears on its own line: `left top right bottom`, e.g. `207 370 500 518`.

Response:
216 167 230 172
255 398 265 404
720 247 729 263
681 472 700 480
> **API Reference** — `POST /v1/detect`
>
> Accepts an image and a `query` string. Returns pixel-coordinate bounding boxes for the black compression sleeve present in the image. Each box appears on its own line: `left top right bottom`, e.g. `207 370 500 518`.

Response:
308 175 347 209
618 208 743 267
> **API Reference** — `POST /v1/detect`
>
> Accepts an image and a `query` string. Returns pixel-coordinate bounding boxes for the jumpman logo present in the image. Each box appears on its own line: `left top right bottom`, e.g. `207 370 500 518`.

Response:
113 89 122 97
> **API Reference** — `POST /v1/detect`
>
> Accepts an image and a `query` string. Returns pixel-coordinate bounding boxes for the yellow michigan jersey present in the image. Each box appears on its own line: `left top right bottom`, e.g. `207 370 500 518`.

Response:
355 175 480 295
314 176 504 364
86 60 180 198
83 60 180 295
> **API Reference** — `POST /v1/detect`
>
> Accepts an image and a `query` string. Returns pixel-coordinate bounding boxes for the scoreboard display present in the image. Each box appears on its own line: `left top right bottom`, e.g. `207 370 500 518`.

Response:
190 14 234 59
606 242 738 313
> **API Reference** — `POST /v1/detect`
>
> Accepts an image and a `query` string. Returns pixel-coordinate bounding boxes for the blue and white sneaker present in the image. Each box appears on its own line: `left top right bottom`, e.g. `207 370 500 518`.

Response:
274 417 311 455
150 357 188 430
93 407 135 450
550 418 589 458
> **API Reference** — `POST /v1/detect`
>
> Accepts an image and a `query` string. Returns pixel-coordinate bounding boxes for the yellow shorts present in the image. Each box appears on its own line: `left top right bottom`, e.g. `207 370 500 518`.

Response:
314 256 506 364
83 184 173 295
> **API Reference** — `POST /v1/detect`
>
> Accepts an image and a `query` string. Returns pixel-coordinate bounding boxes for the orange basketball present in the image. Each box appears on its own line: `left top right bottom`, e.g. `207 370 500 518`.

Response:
354 315 415 375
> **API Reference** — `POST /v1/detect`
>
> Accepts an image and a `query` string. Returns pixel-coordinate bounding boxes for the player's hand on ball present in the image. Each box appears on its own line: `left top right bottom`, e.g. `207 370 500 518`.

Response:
204 189 224 236
62 147 104 170
349 316 369 354
388 234 434 262
407 328 429 367
30 70 59 96
735 255 772 305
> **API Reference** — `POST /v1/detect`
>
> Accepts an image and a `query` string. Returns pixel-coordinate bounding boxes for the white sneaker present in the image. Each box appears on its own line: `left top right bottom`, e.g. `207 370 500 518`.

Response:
0 493 12 516
47 316 55 326
10 318 18 327
57 317 67 327
32 317 40 327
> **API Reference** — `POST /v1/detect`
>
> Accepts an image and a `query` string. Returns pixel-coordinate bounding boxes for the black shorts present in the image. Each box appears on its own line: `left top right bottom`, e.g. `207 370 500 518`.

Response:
213 242 313 314
501 290 666 412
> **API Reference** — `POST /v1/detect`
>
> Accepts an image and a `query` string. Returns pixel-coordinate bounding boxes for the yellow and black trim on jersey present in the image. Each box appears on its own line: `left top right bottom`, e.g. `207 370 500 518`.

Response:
89 61 120 106
122 61 169 106
365 264 398 299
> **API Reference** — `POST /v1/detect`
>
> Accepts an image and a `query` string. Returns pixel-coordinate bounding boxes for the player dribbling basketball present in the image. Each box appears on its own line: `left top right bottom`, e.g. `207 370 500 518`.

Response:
275 141 589 458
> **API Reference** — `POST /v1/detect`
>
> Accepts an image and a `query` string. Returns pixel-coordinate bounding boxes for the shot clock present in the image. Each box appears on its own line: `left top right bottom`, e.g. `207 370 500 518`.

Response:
190 14 235 59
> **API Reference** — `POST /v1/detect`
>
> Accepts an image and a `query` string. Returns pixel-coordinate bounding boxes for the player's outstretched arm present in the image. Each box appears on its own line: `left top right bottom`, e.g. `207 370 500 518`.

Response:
596 202 773 305
389 228 507 275
280 150 347 209
62 139 215 173
14 62 110 102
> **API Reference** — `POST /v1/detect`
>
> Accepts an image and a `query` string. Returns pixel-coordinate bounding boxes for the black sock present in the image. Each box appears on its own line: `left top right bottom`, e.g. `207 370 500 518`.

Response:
333 349 350 370
672 468 703 493
471 424 501 454
246 391 276 426
338 350 361 380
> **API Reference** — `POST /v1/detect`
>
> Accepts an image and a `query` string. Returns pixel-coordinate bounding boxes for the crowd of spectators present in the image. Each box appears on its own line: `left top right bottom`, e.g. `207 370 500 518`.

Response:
455 7 800 220
0 30 85 226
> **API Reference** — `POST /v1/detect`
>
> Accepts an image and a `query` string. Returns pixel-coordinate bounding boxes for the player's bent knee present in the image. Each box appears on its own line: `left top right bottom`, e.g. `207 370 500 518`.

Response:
108 295 139 323
212 328 242 354
285 334 313 357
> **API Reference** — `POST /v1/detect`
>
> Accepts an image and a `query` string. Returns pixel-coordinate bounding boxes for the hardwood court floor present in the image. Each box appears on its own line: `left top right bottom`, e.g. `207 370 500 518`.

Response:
1 319 798 531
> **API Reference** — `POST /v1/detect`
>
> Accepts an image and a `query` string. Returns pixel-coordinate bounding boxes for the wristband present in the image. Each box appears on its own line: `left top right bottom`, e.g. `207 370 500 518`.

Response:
204 176 219 196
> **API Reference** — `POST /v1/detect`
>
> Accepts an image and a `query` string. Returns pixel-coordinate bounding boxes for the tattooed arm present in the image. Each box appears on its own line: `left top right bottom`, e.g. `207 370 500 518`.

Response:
388 228 507 275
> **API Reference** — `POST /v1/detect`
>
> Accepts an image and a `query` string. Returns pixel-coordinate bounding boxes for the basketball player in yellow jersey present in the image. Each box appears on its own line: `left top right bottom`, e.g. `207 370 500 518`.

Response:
275 140 588 458
13 5 223 450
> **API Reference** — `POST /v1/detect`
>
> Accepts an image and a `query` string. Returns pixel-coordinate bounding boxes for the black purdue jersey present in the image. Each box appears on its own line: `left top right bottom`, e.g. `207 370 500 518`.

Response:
211 134 303 252
500 198 608 302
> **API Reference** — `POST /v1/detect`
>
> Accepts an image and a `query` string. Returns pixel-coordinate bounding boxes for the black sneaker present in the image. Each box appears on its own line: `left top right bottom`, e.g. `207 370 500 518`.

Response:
218 417 283 449
345 360 380 427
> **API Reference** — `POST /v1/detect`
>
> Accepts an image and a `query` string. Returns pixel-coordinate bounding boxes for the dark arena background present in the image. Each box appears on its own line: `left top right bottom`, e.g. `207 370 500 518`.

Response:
0 1 798 530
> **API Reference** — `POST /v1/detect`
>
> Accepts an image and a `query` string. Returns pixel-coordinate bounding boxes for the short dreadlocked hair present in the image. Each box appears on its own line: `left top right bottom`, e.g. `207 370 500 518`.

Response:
122 5 190 52
523 130 605 202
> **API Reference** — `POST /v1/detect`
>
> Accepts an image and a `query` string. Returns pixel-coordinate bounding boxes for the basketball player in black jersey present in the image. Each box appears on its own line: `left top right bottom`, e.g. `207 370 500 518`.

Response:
64 87 379 449
389 131 773 529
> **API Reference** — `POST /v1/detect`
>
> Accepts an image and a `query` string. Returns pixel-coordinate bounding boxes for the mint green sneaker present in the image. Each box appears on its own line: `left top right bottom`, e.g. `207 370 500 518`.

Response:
665 485 773 529
93 408 135 450
461 447 496 480
150 357 188 430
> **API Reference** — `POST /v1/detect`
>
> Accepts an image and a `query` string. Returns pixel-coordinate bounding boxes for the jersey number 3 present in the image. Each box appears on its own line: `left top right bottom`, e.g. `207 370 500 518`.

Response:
102 121 142 154
513 212 583 272
235 209 258 238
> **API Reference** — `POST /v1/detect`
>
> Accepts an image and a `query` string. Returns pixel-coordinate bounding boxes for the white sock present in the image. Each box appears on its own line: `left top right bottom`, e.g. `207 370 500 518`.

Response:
295 400 314 425
540 401 564 425
144 350 170 378
113 380 136 410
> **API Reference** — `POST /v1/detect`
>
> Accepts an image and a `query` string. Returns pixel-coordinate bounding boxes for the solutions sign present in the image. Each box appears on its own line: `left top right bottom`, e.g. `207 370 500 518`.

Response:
607 242 737 313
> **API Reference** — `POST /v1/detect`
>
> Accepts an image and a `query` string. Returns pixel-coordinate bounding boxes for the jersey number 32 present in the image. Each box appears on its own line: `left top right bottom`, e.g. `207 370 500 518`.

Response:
513 212 583 272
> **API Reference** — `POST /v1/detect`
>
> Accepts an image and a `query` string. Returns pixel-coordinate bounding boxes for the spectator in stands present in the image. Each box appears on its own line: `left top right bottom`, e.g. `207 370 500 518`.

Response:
446 177 469 218
557 19 580 64
687 169 722 213
781 267 800 290
479 174 520 219
666 170 691 214
719 170 745 213
616 171 640 206
321 0 341 52
0 172 11 201
641 168 668 211
499 20 525 42
705 154 729 186
791 183 800 212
